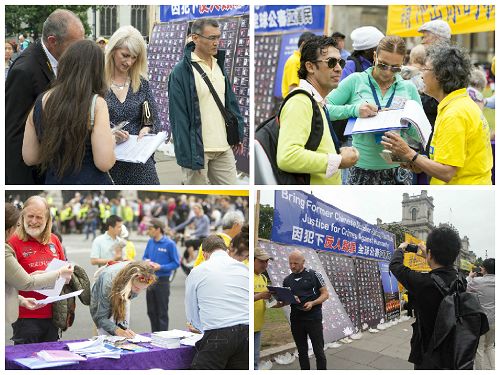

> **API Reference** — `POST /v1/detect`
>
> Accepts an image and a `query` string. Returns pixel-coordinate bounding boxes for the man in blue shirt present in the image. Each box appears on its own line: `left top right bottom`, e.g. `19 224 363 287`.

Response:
185 235 249 369
143 219 180 332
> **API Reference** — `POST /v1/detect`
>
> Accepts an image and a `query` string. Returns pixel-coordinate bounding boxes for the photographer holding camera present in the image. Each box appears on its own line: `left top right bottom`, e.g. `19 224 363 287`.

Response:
389 227 462 369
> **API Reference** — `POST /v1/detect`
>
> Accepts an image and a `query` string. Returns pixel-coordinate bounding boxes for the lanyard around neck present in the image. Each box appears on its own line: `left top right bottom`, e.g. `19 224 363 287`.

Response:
367 74 397 110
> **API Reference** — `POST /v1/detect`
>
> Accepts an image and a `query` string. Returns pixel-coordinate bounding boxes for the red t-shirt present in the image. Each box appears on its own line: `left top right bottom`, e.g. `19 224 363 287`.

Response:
8 233 66 319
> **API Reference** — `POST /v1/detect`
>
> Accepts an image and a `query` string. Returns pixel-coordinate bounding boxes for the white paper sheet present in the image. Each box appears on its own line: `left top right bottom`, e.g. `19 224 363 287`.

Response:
180 334 203 347
34 259 69 297
35 289 83 304
115 131 168 164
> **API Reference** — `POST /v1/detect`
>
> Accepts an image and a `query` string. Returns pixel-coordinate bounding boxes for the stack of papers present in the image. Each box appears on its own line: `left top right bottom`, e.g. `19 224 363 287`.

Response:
115 131 168 163
67 337 121 359
14 357 78 369
180 334 203 347
151 330 194 349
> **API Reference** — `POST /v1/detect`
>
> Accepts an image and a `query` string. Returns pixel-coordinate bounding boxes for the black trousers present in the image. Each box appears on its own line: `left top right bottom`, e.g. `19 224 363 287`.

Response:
290 317 326 370
146 276 170 332
191 324 249 370
11 318 59 345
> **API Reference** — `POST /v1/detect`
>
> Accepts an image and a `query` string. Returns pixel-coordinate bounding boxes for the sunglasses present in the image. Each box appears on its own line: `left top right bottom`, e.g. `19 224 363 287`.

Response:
194 33 221 41
376 61 402 73
136 274 154 285
313 57 345 69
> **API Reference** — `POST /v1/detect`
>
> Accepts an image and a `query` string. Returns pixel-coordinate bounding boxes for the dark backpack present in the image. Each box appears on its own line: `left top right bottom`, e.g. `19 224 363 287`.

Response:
255 89 324 185
421 273 489 369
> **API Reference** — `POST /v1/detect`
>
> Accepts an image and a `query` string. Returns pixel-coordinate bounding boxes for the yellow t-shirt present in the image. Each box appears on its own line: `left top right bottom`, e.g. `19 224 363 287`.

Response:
254 273 268 332
193 232 232 267
191 52 230 152
281 51 301 98
429 88 493 185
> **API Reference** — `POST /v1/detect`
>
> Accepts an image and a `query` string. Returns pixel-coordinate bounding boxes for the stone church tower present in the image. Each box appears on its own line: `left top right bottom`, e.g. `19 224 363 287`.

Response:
400 190 435 241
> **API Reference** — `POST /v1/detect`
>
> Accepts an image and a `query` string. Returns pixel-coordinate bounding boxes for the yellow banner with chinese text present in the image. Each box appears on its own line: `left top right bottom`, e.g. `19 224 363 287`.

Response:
387 5 495 37
403 233 431 272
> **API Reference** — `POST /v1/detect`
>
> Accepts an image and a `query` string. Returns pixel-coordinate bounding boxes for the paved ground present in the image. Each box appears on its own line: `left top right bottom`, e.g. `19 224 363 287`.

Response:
260 317 415 370
155 151 249 185
5 232 189 346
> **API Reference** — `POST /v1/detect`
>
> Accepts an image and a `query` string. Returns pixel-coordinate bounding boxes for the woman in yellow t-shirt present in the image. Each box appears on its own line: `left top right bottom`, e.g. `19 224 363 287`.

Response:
382 43 493 185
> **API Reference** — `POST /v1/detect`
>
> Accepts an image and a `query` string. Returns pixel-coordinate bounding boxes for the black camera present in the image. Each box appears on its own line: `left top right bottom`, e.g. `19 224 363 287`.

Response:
406 244 419 253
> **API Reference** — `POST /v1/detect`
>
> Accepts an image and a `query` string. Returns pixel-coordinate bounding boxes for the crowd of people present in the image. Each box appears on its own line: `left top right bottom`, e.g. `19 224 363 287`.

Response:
6 9 245 185
5 193 250 369
254 226 495 370
260 19 495 185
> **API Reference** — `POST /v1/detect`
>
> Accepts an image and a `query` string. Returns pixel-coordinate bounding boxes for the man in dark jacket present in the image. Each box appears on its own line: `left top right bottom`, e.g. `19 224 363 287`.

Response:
389 226 462 369
5 9 84 184
168 18 244 185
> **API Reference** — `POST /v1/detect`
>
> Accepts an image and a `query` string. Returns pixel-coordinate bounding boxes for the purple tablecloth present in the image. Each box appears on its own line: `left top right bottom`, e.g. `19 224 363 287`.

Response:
5 334 196 370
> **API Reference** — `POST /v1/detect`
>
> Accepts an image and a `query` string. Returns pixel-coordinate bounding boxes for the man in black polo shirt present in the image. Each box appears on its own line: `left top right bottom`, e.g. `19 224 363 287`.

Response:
283 250 329 370
389 227 461 369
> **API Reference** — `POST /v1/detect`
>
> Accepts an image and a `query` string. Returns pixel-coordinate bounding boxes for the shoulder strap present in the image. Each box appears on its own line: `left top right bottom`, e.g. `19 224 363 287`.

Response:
347 55 363 73
191 61 228 123
89 94 99 131
430 273 452 297
278 89 323 152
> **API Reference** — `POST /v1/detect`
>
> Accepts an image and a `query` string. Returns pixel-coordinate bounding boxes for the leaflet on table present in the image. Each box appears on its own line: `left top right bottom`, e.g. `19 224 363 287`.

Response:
180 333 203 347
34 258 69 297
115 131 168 164
152 329 196 339
343 100 431 147
37 350 86 362
14 357 78 369
267 285 299 305
35 289 83 304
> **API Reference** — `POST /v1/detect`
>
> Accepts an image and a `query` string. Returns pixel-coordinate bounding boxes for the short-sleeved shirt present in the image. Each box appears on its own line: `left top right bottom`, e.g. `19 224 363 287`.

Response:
429 88 493 185
254 273 268 332
281 50 301 98
90 232 121 266
9 233 66 319
283 268 326 320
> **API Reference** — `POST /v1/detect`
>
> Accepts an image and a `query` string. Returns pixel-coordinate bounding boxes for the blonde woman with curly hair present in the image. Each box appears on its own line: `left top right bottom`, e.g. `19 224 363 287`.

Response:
90 261 157 337
104 25 161 184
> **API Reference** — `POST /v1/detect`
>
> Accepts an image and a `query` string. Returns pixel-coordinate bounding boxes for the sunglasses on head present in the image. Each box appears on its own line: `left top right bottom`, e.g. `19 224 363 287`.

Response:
376 61 402 73
313 57 345 69
136 274 154 285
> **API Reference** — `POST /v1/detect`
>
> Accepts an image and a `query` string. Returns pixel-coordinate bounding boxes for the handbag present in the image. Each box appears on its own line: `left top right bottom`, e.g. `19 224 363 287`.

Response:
191 62 240 145
141 100 153 128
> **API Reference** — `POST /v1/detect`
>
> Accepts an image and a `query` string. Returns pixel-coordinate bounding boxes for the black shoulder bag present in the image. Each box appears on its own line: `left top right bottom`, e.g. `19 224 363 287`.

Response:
191 61 240 145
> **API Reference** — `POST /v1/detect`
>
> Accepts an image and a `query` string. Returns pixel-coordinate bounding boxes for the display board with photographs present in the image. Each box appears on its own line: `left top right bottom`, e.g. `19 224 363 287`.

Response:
354 258 386 328
254 35 282 126
318 252 361 332
147 15 250 173
258 240 355 343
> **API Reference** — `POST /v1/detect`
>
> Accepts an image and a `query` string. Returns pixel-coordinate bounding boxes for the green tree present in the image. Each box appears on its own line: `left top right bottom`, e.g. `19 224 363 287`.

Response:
5 6 93 40
258 204 274 240
377 222 414 247
475 257 483 267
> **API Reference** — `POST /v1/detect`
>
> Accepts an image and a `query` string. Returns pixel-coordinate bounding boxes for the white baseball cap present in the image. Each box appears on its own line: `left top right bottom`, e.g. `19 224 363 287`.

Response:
418 20 451 40
350 26 385 51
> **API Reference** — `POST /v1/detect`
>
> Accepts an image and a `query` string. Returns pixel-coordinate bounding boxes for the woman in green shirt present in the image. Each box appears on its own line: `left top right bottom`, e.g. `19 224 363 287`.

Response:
326 35 423 185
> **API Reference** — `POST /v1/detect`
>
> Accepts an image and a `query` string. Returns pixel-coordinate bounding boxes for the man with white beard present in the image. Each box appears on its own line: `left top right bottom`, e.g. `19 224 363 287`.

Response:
8 195 68 344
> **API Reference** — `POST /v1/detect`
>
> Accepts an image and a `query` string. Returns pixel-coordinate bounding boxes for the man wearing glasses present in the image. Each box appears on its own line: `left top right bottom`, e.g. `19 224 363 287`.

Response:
277 35 359 185
168 18 244 185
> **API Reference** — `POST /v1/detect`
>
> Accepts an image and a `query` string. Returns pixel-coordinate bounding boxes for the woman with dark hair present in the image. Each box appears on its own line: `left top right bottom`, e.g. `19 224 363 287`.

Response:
90 261 157 337
228 224 249 264
382 44 493 185
22 39 115 184
326 35 423 185
5 203 73 324
5 41 15 79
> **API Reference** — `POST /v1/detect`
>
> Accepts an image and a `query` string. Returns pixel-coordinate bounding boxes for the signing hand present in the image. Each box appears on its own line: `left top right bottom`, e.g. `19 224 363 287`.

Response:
114 130 130 144
115 327 136 338
358 103 378 118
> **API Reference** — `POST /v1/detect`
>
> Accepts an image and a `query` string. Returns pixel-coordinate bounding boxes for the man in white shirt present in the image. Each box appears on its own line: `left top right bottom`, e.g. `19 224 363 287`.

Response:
90 215 124 267
185 235 249 369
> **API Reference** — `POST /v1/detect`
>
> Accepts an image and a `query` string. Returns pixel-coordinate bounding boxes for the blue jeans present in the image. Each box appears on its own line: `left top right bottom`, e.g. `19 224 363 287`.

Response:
254 331 262 369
